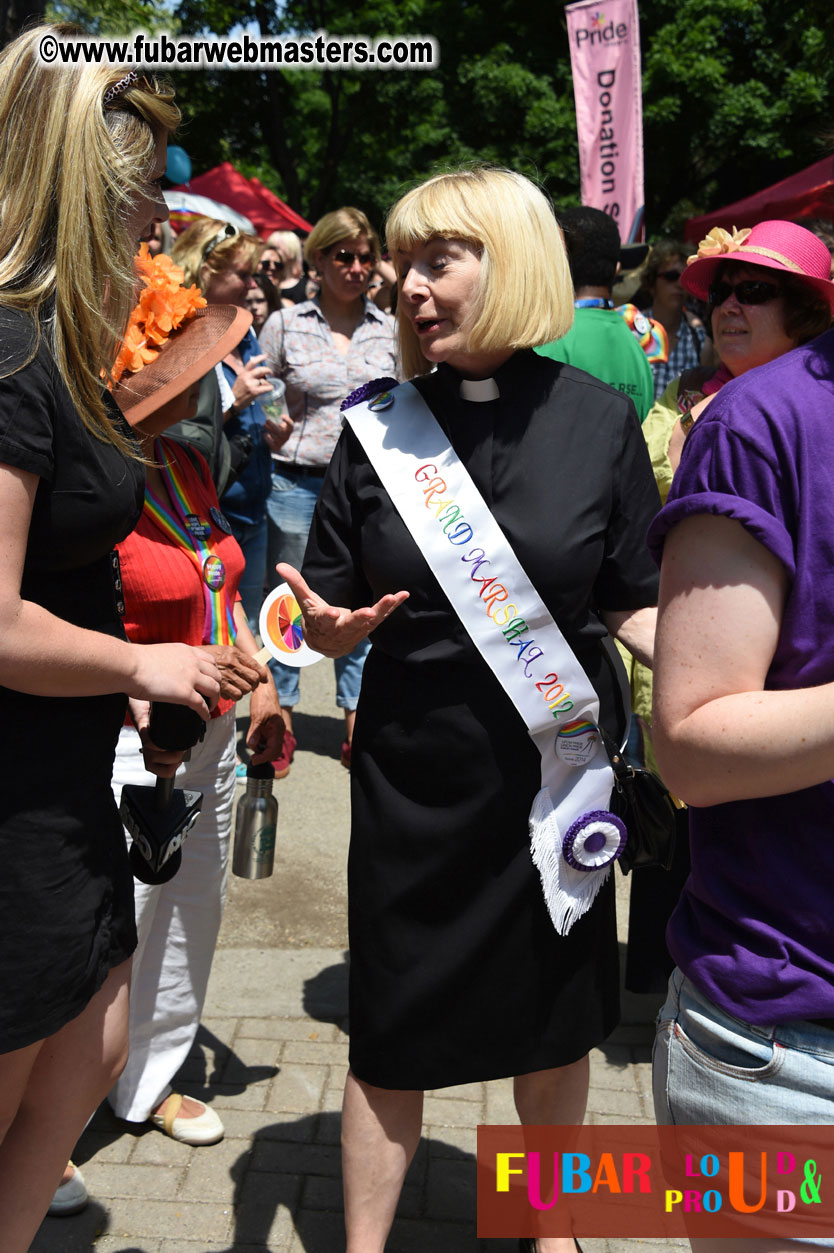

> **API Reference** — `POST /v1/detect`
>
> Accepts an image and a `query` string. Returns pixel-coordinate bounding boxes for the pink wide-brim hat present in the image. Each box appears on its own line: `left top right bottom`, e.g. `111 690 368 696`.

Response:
682 219 834 313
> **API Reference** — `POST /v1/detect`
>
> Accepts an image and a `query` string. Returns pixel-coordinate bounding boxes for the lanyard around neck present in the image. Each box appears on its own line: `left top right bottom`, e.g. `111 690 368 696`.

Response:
143 439 236 646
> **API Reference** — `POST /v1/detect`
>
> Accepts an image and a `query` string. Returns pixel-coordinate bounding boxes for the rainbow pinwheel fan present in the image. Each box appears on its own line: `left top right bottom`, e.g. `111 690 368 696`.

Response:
258 583 324 668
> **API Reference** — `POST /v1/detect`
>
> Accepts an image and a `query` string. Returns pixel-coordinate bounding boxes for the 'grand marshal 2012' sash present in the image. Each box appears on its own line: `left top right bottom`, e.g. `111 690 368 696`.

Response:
344 380 628 935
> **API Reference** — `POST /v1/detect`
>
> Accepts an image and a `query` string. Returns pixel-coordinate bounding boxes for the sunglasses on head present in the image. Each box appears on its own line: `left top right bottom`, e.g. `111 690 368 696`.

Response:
708 279 780 309
331 247 374 268
260 258 284 273
657 269 683 282
202 222 239 261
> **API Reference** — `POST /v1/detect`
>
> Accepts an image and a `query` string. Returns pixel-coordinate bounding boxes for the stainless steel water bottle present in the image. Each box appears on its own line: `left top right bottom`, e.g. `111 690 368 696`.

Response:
232 762 278 879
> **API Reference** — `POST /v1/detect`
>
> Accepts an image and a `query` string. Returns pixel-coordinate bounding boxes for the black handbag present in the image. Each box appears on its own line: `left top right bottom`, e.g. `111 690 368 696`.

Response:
601 728 679 875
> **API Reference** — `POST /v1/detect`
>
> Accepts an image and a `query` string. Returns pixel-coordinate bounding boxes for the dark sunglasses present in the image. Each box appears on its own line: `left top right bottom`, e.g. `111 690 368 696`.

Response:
331 247 374 268
259 258 284 273
708 279 780 309
657 269 683 282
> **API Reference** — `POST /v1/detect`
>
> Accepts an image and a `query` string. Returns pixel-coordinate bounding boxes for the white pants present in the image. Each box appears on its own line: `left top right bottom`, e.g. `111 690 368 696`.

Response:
109 710 236 1123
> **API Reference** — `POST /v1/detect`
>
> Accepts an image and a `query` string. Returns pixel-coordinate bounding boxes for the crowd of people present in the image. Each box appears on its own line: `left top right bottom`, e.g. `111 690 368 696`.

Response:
1 23 834 1253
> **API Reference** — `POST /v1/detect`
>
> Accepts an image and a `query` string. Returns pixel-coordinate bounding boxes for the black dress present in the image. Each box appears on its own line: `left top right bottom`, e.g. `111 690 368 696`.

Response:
0 311 144 1053
303 350 660 1089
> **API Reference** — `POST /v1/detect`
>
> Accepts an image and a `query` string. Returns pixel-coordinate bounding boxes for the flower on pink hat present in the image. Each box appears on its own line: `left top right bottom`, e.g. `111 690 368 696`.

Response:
687 226 751 265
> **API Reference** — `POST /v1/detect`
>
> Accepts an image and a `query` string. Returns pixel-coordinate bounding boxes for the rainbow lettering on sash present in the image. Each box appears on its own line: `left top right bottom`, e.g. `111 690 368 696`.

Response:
414 463 575 722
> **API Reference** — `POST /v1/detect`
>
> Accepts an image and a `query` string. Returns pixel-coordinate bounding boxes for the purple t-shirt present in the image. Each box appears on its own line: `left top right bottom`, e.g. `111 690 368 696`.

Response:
648 327 834 1025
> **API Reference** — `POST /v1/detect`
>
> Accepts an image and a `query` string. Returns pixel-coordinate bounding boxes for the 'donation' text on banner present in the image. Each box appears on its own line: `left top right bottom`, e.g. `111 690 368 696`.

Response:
565 0 644 242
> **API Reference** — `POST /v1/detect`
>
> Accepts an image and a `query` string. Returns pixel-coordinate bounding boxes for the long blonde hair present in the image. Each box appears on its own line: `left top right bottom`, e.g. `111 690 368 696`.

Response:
386 167 574 379
0 25 179 450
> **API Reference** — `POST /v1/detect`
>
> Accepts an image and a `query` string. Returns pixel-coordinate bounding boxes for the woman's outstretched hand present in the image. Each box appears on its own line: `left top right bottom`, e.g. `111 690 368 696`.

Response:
275 563 409 659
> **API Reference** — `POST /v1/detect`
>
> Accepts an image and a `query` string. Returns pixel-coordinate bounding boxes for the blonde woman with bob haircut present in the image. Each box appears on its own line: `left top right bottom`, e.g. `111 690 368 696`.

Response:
277 166 660 1253
392 166 574 378
0 29 221 1247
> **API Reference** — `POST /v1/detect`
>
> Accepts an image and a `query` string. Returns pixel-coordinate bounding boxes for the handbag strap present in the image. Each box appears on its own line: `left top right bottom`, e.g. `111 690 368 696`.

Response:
599 725 635 790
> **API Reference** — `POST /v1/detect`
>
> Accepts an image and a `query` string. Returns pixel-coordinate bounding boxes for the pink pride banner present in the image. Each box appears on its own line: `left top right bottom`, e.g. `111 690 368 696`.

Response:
565 0 644 242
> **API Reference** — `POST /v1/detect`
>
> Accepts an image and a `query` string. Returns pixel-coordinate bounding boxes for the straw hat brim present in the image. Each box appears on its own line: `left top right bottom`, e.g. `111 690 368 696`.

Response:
112 304 253 424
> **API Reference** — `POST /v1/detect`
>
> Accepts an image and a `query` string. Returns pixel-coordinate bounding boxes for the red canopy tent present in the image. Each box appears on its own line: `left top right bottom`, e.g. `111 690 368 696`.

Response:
684 155 834 242
171 162 312 237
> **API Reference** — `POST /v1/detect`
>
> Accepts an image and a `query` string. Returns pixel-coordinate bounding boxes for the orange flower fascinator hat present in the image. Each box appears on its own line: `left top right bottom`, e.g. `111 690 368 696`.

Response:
111 244 251 424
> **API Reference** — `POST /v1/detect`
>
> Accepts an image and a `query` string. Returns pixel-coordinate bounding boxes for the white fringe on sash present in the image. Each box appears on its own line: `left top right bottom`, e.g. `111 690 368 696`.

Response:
529 787 614 936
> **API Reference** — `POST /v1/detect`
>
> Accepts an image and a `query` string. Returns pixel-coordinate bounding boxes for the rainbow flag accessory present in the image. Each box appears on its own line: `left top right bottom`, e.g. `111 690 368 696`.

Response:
557 718 597 739
143 438 236 646
555 717 599 768
616 303 669 364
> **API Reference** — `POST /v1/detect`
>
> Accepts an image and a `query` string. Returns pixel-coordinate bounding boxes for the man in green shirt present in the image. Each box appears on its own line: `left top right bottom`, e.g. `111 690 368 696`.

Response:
536 206 655 421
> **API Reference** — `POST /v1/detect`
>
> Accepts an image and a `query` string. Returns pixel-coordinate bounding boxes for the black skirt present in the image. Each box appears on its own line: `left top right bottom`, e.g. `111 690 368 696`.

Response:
347 649 620 1089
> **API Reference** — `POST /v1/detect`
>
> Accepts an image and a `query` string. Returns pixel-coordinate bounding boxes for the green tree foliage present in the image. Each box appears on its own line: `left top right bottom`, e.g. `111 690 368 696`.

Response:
47 0 173 35
37 0 834 238
643 0 834 232
170 0 580 233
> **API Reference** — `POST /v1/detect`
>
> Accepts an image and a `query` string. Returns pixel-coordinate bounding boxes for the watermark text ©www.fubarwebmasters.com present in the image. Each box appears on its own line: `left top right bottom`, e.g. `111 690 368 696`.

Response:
38 29 440 71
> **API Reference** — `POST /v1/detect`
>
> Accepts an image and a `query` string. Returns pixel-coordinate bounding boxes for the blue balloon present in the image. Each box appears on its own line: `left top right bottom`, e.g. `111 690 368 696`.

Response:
166 145 192 185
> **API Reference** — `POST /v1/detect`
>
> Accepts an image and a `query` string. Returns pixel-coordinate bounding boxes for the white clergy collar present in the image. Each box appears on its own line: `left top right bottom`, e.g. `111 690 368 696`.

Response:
459 376 500 402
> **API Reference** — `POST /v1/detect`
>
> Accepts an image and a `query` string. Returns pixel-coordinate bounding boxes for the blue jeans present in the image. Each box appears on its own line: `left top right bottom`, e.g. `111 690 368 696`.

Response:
653 969 834 1247
266 464 368 711
229 516 267 635
654 968 834 1124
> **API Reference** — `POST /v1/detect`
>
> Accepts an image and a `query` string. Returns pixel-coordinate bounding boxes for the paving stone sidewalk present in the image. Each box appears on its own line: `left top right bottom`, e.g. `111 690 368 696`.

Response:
30 664 685 1253
32 959 676 1253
